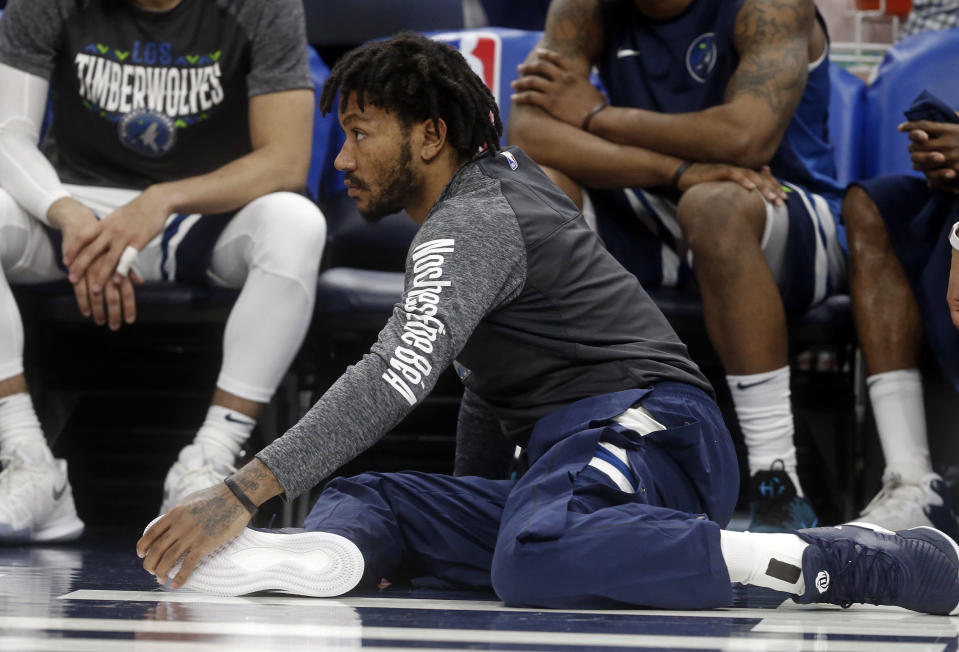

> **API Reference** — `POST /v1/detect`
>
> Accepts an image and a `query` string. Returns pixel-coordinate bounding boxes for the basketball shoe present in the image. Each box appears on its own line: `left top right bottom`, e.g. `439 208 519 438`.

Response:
747 460 818 532
858 470 959 539
145 516 365 597
160 444 236 514
0 447 84 542
794 522 959 615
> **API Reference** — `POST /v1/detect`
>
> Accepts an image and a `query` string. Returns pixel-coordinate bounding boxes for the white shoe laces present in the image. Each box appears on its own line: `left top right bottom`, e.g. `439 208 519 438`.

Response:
859 473 929 519
166 453 235 501
0 456 55 519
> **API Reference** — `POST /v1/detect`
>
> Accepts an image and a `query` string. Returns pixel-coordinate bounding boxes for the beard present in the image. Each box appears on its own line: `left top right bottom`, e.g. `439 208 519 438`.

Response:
350 141 424 223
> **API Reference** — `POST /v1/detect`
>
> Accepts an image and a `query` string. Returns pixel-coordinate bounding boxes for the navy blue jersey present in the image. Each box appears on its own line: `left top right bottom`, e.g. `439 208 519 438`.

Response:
597 0 844 208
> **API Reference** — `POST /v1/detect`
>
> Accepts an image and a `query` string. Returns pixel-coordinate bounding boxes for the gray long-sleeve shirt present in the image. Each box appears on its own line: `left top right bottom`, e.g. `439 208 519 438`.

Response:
258 147 710 498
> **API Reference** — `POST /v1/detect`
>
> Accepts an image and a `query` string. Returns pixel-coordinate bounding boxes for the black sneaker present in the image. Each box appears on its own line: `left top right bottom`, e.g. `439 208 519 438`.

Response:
795 522 959 615
747 460 818 532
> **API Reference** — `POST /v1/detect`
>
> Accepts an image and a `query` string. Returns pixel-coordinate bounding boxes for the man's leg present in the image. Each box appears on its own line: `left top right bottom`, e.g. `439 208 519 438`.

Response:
160 469 512 596
159 385 959 613
0 188 83 543
844 182 956 535
675 181 815 532
160 192 326 512
489 385 959 615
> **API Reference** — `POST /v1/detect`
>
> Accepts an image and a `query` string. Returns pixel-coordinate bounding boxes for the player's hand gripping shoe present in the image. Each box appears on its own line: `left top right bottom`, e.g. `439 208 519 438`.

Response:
0 448 84 543
794 522 959 615
747 460 818 532
858 469 959 539
145 516 365 597
160 444 236 514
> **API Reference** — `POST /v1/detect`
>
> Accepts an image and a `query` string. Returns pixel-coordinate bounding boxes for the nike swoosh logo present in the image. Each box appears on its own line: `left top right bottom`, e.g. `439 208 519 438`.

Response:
225 413 255 426
53 483 67 501
616 48 641 59
736 377 775 390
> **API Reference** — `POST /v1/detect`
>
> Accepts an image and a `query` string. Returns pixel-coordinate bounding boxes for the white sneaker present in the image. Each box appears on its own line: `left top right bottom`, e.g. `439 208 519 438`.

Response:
0 449 84 543
160 444 236 514
859 469 959 539
145 516 365 597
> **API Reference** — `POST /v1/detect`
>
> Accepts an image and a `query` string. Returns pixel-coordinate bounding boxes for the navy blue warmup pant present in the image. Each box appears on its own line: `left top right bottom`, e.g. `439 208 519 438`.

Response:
304 382 740 609
854 176 959 391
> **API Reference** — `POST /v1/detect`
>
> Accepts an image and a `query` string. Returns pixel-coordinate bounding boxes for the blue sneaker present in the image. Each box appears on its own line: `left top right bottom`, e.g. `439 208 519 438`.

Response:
747 461 818 532
795 522 959 615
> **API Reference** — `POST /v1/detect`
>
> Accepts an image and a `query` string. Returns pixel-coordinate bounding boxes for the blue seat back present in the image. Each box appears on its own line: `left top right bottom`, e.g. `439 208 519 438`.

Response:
478 0 549 31
429 28 543 141
827 62 866 186
303 0 463 47
306 46 341 201
863 28 959 179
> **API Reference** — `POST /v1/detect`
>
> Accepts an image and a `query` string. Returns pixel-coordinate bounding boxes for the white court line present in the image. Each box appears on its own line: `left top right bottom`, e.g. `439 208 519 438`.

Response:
62 590 955 626
0 639 463 652
0 618 944 652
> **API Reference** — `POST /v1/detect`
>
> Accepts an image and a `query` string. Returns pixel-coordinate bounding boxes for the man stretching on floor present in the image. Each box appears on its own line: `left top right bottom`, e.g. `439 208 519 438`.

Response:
138 35 959 615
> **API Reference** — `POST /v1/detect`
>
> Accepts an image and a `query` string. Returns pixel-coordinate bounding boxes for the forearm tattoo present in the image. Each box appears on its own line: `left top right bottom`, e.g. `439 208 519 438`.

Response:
191 492 243 538
538 0 603 66
727 0 813 115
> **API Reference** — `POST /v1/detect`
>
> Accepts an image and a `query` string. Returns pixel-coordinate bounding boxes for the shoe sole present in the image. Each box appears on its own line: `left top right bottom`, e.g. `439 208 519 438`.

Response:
0 515 84 543
33 515 85 543
848 521 959 616
158 525 365 597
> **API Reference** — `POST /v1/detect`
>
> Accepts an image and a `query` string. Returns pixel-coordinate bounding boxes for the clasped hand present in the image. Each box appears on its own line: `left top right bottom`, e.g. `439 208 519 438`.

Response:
511 48 607 128
55 190 169 330
899 119 959 192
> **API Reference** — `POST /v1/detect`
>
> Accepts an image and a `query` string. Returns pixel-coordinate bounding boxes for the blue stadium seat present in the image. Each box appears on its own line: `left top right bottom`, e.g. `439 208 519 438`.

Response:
479 0 549 30
863 28 959 178
306 47 341 202
827 62 867 186
302 0 464 48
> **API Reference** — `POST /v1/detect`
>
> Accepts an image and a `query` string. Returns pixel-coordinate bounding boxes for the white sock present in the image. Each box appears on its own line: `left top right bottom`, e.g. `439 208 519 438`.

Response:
0 393 51 461
188 405 255 462
726 366 803 495
720 529 808 594
866 369 932 476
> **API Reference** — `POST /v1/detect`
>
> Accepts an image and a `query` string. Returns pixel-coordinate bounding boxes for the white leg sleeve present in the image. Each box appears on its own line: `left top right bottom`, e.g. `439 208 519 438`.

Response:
207 192 325 403
0 188 65 381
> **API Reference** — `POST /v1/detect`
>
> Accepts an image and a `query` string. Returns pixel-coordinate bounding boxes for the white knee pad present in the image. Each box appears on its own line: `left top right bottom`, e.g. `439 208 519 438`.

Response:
0 188 27 269
249 192 326 283
210 191 326 290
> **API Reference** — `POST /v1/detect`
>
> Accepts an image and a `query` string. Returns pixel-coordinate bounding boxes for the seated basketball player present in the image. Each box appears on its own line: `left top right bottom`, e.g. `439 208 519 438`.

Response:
137 35 959 617
0 0 326 542
843 113 959 534
506 0 848 532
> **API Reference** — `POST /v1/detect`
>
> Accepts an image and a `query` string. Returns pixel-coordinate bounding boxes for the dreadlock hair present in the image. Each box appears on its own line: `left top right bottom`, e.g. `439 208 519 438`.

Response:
319 33 502 163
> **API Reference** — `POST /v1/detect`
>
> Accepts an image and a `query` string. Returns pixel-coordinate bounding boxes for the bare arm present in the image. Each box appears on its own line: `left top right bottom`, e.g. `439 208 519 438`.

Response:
566 0 815 168
68 88 315 290
506 0 681 189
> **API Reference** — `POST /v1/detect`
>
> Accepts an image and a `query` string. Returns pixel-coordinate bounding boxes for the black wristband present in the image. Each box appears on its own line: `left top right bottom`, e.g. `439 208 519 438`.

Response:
224 475 258 516
581 101 608 132
672 160 692 188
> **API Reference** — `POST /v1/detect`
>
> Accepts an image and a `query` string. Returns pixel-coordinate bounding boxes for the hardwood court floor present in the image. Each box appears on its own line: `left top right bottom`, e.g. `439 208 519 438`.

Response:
0 528 955 651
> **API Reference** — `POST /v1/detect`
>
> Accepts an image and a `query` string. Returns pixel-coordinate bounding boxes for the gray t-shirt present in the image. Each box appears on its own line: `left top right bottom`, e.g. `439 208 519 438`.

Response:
258 147 711 499
0 0 312 187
